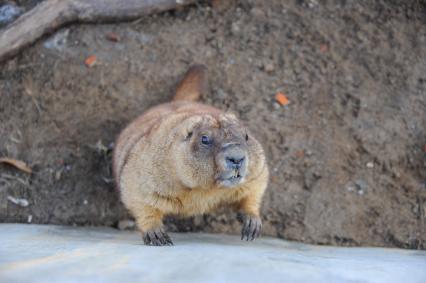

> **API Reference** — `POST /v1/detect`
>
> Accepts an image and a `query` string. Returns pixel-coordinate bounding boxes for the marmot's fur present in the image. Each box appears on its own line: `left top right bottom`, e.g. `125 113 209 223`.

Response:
113 65 269 246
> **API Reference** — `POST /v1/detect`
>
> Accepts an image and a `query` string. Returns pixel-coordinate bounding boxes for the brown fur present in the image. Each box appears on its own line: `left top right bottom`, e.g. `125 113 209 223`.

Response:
113 65 269 245
173 64 208 102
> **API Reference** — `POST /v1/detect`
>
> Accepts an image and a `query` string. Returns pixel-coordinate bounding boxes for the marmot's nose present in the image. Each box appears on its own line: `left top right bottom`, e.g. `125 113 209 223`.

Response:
226 156 245 169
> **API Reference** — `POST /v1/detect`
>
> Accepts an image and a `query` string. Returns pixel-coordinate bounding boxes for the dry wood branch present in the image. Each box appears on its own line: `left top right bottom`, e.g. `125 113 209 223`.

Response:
0 0 197 62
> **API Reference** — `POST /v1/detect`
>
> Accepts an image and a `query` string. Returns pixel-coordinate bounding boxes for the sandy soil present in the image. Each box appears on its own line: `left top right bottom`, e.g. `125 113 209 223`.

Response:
0 0 425 249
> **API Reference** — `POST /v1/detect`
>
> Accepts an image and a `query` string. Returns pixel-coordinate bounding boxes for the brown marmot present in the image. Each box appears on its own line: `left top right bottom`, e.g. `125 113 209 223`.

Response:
112 65 269 246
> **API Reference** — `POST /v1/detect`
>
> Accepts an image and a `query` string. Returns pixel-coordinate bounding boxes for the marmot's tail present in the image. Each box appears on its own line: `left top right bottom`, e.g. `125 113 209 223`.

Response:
173 64 208 102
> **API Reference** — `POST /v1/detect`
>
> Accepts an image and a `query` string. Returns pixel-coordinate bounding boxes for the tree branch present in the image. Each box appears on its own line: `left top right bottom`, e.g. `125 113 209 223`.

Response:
0 0 198 63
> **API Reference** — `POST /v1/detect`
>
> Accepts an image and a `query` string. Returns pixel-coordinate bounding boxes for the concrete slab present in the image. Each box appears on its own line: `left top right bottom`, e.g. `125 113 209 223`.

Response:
0 224 425 283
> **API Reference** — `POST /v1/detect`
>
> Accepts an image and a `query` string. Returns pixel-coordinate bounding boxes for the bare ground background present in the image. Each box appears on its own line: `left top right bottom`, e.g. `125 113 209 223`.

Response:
0 0 425 249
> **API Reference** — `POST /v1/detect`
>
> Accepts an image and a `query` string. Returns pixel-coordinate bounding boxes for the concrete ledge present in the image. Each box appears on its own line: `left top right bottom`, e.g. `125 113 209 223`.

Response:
0 224 425 283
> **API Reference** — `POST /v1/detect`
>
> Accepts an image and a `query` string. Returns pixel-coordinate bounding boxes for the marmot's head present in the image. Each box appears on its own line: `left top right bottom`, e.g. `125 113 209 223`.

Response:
171 112 265 189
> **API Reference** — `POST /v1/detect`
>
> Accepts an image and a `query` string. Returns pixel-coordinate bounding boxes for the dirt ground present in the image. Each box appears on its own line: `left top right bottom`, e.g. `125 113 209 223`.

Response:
0 0 425 249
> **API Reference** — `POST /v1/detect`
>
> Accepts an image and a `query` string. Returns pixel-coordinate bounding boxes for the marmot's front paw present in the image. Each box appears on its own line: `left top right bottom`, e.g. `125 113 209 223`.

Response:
142 227 173 246
241 215 262 241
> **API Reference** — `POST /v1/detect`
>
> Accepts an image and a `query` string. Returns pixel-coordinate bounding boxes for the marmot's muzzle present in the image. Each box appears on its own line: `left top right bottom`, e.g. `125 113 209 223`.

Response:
215 144 248 187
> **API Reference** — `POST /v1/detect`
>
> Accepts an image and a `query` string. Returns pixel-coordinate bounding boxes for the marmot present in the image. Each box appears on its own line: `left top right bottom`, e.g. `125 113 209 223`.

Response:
113 65 269 246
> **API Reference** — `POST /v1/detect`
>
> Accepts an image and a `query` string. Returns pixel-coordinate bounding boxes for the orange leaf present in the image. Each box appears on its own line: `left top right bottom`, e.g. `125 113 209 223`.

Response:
85 55 97 67
275 92 290 106
0 158 32 174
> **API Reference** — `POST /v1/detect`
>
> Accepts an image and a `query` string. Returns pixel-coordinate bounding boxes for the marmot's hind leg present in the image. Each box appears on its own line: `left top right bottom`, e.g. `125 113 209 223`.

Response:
131 205 173 246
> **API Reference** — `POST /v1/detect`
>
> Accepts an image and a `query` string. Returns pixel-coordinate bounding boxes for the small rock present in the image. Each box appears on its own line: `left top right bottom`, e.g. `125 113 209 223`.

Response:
309 0 318 7
231 22 240 34
44 29 69 51
366 162 374 168
83 199 88 205
102 177 114 184
355 179 368 192
94 140 109 154
263 63 274 73
55 170 62 181
7 196 29 207
272 102 281 110
345 181 355 192
346 185 355 192
118 220 136 230
0 4 23 27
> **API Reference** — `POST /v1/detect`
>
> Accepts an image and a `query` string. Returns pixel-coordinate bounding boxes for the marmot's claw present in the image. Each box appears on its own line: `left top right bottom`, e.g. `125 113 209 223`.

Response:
241 215 262 241
143 228 173 246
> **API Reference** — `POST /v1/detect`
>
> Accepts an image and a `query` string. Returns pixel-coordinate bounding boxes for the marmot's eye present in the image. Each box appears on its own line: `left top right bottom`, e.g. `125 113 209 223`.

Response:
245 134 249 141
201 135 211 145
186 131 193 139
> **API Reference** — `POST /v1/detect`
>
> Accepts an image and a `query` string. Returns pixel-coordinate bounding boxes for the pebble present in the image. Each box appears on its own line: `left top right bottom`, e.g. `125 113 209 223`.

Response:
43 29 69 51
263 63 274 73
355 179 368 192
366 162 374 168
272 102 281 110
0 4 23 27
7 196 29 207
55 170 62 181
307 0 319 8
346 185 355 192
346 180 368 195
345 181 355 192
231 22 240 34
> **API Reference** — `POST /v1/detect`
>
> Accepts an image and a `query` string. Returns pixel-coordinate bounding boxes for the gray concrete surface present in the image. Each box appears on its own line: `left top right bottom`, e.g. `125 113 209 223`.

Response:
0 224 425 283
